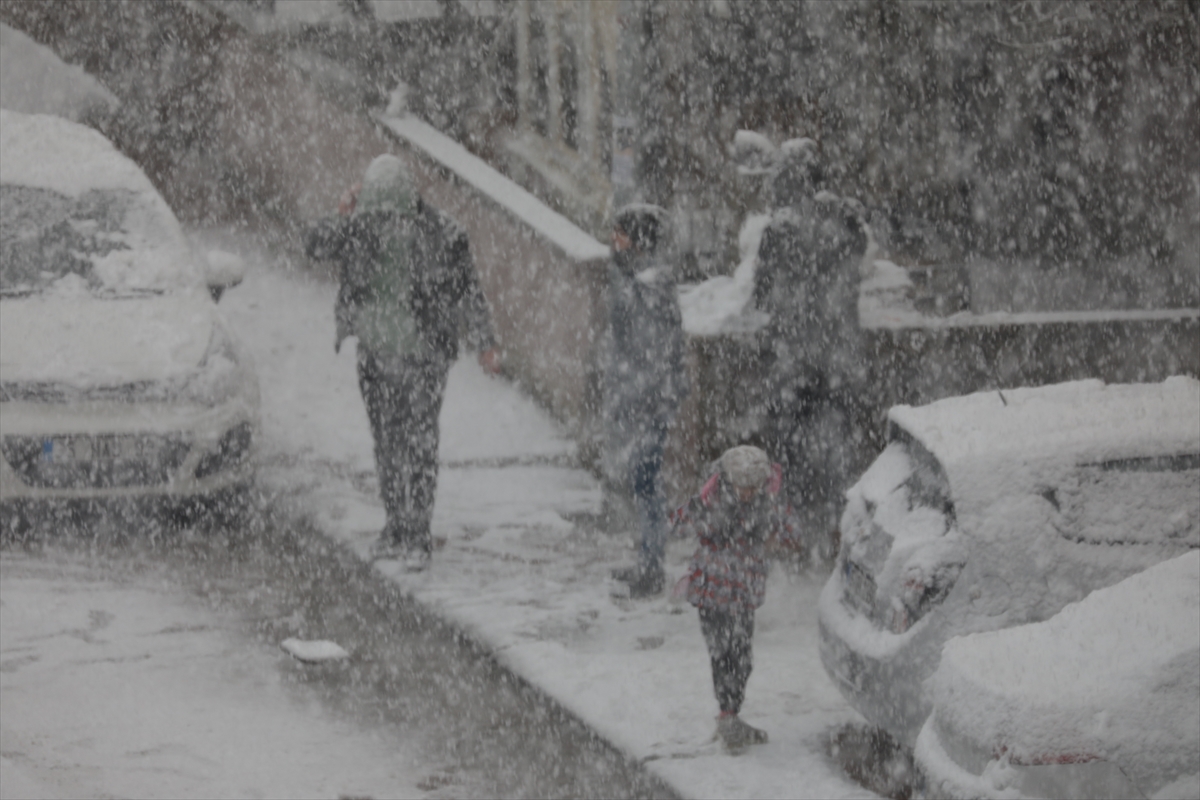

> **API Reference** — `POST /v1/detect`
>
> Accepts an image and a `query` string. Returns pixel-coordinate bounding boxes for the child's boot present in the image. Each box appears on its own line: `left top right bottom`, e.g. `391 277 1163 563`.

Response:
612 566 664 598
717 712 769 751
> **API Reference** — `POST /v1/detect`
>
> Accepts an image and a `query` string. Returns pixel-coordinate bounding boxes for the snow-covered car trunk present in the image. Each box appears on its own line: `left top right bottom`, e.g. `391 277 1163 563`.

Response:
818 377 1200 744
0 110 259 508
914 550 1200 800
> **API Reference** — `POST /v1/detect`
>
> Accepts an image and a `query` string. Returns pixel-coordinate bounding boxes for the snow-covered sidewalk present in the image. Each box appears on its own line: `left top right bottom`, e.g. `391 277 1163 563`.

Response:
218 239 875 800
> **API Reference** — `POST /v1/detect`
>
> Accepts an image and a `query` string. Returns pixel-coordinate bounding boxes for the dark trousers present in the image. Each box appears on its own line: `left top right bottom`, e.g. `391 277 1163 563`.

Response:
699 606 756 715
357 349 448 551
762 384 868 536
629 421 668 578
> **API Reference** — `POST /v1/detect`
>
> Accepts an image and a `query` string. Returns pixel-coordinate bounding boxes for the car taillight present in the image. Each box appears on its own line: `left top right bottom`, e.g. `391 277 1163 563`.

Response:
886 562 963 633
986 746 1142 799
996 746 1101 766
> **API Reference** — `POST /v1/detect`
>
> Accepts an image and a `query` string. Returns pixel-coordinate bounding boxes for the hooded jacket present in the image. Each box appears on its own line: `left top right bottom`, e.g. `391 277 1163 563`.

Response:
601 247 688 448
753 191 867 396
305 163 493 364
672 463 800 612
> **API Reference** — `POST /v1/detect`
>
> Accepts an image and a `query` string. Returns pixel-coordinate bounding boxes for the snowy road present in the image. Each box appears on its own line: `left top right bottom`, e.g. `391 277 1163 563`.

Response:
0 516 675 800
1 543 427 800
0 227 876 800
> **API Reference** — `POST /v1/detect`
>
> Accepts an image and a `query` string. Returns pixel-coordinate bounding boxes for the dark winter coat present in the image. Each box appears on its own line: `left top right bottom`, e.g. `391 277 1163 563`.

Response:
601 248 688 463
753 192 867 396
673 465 801 612
305 200 494 363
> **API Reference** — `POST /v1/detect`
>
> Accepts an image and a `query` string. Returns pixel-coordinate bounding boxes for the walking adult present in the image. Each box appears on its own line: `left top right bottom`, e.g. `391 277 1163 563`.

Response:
603 204 688 598
305 154 500 570
752 139 870 559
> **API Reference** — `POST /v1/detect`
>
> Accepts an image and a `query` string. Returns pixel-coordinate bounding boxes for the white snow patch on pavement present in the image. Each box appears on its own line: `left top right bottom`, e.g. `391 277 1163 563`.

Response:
280 638 351 662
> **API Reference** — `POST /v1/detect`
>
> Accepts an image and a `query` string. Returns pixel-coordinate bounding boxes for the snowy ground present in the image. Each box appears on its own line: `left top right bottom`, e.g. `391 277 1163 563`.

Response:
0 551 434 800
211 231 876 800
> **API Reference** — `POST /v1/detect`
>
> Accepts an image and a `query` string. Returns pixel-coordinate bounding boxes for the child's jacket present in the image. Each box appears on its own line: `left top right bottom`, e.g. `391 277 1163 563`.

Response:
672 465 801 612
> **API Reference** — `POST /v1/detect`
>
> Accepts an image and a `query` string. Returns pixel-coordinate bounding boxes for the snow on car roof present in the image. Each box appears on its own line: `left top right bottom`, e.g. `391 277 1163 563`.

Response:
0 109 155 197
889 377 1200 477
1 22 119 122
0 23 118 122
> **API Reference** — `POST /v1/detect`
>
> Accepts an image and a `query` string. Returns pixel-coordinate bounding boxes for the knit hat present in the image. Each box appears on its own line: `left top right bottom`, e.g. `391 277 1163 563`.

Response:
356 154 418 216
613 203 669 253
720 445 772 490
771 138 822 207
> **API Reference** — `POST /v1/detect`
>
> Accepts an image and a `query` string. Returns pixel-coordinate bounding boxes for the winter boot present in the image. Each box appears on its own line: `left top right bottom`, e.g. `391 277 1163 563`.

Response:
369 535 406 561
610 566 664 599
717 712 768 751
370 521 431 570
617 567 664 599
610 565 639 583
401 545 431 573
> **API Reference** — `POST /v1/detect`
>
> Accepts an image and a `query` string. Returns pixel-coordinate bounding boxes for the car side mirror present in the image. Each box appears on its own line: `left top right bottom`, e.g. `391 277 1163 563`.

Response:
204 249 245 303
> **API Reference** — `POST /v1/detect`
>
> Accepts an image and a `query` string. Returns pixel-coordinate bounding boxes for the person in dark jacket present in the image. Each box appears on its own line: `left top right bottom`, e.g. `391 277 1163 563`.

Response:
752 139 870 558
603 203 688 598
305 154 499 570
672 445 801 751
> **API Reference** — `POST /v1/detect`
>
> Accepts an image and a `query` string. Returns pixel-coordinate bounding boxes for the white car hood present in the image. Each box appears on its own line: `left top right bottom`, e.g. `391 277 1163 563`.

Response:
0 291 214 388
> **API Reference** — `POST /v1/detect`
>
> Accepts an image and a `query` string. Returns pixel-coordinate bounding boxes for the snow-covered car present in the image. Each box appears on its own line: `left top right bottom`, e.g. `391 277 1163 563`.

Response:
914 550 1200 800
0 110 259 522
818 377 1200 745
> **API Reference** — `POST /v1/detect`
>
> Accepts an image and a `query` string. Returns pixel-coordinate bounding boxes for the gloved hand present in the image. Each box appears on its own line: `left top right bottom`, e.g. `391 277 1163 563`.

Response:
338 182 362 216
334 315 352 355
477 347 502 376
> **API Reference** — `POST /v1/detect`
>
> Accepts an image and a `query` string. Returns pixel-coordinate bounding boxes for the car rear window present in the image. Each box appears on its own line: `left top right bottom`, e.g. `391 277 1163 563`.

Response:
890 428 955 520
1056 453 1200 547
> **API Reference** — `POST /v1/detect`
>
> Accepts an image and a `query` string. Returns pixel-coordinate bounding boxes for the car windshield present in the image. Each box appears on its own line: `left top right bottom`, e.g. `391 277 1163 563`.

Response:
0 184 198 298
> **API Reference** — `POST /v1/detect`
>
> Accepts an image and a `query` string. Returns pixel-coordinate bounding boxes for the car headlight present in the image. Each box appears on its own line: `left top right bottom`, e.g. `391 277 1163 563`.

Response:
172 322 248 405
887 560 964 633
194 421 254 479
